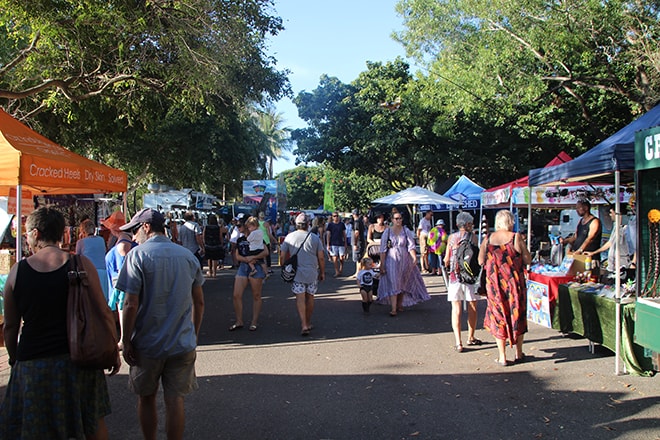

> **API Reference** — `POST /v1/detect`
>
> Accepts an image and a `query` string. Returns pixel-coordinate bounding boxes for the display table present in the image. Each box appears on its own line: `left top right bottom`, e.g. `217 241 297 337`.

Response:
553 284 654 376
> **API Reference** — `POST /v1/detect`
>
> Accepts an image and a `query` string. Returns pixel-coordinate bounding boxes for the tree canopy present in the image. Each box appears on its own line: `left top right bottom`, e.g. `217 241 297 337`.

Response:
0 0 290 195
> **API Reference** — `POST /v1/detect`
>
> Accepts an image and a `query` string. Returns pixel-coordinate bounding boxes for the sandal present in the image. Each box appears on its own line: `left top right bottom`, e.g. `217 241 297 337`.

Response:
228 324 244 331
514 354 526 363
389 311 397 317
467 338 483 346
453 344 464 353
494 358 509 367
249 324 258 331
301 328 310 336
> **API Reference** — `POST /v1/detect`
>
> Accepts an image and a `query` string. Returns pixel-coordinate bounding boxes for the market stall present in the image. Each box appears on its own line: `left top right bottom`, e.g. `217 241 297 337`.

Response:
0 108 127 258
529 103 660 375
632 125 660 363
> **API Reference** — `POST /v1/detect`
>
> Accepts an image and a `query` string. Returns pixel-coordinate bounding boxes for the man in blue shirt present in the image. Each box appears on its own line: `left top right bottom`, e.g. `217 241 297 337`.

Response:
116 208 205 440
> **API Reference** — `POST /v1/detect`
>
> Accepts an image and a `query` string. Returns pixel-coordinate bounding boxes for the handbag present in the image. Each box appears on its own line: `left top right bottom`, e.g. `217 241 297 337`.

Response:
281 232 312 282
67 255 119 369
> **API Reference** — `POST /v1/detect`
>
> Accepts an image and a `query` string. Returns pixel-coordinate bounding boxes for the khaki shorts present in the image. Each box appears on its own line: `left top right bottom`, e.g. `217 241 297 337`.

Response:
129 349 198 398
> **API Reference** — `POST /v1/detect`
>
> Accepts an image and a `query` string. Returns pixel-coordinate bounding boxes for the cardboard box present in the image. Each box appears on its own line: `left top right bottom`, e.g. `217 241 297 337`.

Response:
556 254 588 275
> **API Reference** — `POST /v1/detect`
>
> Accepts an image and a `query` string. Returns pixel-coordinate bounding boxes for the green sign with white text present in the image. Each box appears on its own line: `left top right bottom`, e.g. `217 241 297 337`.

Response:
635 125 660 171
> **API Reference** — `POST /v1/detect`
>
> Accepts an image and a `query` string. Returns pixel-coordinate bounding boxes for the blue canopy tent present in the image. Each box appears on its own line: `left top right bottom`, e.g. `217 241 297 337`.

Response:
419 176 484 231
529 105 660 186
528 103 660 375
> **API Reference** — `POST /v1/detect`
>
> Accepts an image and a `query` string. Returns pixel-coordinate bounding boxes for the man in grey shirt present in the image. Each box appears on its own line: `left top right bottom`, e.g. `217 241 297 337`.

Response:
280 213 325 336
179 211 204 267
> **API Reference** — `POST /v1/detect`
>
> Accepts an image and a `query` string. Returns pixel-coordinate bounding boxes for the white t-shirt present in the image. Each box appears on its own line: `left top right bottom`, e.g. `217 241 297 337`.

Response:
247 228 264 251
418 217 432 236
357 269 377 287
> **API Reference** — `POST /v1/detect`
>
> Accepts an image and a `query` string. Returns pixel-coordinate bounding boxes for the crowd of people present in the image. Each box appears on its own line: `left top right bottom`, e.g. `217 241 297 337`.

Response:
8 202 603 438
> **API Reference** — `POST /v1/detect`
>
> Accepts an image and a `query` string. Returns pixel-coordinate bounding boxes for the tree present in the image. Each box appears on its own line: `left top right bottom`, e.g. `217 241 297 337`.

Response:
252 105 292 179
0 0 290 196
395 0 660 153
293 60 450 189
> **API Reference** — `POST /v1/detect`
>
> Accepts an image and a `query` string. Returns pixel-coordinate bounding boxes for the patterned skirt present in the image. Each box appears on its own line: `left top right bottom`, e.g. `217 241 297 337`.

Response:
0 354 111 439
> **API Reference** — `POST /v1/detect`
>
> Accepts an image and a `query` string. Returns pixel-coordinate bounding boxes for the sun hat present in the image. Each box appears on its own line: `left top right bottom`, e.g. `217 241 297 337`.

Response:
436 219 445 226
101 210 126 231
295 213 309 224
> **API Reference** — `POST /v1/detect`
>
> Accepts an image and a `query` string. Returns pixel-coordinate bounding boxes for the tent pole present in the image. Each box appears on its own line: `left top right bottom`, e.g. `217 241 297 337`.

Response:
16 185 22 261
527 185 532 253
478 196 483 245
614 171 622 375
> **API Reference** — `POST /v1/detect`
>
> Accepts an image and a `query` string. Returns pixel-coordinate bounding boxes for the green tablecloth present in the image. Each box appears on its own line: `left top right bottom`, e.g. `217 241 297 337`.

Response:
553 284 655 376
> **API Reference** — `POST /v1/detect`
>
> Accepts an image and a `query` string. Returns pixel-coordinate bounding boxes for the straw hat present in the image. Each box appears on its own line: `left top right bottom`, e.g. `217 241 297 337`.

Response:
101 210 126 231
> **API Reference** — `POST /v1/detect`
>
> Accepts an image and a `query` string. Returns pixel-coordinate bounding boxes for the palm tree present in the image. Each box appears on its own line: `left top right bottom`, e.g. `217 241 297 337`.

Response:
253 105 291 179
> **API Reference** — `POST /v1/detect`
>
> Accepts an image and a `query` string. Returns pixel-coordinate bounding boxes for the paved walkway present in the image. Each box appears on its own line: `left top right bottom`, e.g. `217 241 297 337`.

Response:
2 258 659 439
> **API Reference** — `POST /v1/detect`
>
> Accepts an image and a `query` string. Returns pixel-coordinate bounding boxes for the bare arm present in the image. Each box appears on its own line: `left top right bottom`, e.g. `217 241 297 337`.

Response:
2 263 20 364
121 293 139 366
515 233 532 265
317 249 326 281
478 238 488 266
191 284 205 339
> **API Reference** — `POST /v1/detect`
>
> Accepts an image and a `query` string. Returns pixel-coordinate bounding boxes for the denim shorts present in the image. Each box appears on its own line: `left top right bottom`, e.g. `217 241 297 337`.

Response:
328 245 345 257
236 262 265 279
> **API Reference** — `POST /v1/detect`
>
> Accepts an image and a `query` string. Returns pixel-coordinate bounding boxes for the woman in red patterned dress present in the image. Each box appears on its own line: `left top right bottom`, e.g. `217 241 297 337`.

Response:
478 210 532 366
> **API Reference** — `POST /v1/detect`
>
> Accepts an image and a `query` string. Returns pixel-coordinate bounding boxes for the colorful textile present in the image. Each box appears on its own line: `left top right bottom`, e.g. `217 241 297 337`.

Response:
427 226 447 255
483 236 528 345
377 227 430 306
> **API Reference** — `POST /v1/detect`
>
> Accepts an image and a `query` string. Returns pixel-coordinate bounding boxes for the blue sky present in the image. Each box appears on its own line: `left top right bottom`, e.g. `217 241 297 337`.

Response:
268 1 409 174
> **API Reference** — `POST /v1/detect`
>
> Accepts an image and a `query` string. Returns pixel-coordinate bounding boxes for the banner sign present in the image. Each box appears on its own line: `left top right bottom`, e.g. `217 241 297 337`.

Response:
635 125 660 171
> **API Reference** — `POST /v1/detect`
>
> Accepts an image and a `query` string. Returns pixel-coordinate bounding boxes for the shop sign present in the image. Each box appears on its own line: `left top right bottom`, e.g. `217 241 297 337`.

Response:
635 125 660 171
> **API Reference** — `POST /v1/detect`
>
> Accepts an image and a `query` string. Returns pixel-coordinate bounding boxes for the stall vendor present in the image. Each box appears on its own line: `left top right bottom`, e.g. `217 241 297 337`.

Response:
584 206 631 272
561 199 602 260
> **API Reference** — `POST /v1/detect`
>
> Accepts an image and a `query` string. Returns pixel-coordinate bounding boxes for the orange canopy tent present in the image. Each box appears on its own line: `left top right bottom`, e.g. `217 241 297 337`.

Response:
0 108 127 195
0 108 127 259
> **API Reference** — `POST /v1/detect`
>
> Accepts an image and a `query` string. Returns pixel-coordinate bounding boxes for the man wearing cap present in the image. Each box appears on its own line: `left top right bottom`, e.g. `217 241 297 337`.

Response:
281 213 325 336
417 210 434 273
116 208 205 440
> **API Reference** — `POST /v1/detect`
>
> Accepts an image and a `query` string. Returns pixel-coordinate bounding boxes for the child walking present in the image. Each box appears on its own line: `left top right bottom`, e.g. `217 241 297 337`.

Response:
245 216 268 277
357 257 378 313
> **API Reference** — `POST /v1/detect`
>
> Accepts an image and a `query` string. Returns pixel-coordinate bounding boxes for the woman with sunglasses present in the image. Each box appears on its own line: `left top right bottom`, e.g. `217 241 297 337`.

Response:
378 210 430 316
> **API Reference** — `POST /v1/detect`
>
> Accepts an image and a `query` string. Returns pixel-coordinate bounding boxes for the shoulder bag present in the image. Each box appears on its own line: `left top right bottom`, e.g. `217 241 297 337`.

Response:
67 255 119 369
281 232 312 282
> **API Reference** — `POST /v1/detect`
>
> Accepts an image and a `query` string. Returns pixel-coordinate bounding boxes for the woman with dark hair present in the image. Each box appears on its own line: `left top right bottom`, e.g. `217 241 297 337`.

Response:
204 214 224 278
1 207 120 439
378 210 430 316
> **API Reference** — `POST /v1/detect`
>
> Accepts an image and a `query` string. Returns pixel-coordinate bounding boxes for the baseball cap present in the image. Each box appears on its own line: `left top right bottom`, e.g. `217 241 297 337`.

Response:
295 213 309 224
233 213 246 221
352 209 359 215
436 219 445 226
120 208 165 231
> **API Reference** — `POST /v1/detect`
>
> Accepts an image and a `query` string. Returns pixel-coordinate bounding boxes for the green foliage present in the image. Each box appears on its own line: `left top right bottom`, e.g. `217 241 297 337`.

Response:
278 165 390 211
395 0 660 146
0 0 290 197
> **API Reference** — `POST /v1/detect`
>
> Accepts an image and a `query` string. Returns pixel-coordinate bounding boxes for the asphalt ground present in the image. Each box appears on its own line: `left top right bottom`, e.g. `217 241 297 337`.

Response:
2 254 660 439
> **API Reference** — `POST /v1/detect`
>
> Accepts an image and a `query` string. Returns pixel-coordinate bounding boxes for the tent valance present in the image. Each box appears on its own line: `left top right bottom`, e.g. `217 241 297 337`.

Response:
0 109 127 195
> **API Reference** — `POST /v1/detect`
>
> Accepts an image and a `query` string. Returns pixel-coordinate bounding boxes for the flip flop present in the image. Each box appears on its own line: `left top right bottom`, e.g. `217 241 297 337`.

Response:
467 338 483 346
228 324 243 331
249 324 258 331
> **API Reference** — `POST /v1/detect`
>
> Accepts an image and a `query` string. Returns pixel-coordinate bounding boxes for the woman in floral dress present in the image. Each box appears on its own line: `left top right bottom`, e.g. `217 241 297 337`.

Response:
478 210 532 366
378 211 430 316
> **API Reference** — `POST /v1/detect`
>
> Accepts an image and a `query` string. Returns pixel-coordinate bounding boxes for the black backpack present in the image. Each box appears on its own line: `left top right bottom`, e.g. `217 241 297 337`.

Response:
454 232 481 284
